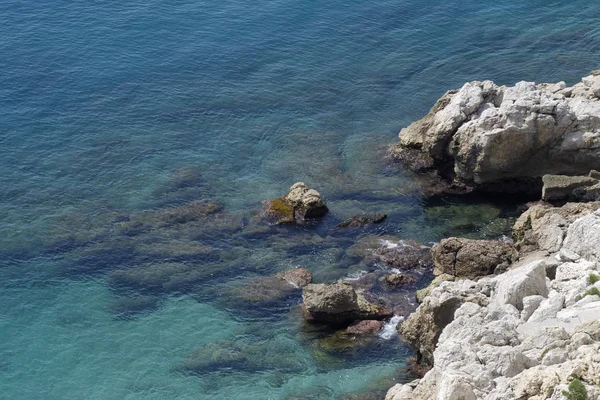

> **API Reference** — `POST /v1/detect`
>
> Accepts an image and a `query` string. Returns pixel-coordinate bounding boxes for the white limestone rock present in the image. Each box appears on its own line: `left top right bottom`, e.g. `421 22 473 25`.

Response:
393 72 600 189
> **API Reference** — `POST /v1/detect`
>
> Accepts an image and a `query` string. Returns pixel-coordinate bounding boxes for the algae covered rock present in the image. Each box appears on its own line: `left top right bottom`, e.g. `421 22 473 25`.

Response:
228 268 313 303
302 282 392 325
264 182 328 224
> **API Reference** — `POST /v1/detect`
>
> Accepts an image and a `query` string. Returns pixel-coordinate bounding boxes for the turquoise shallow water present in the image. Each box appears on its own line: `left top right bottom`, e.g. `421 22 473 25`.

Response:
1 0 600 398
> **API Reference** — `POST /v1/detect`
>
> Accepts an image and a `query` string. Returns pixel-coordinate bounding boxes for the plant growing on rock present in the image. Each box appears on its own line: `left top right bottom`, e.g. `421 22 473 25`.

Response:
562 379 588 400
584 287 600 297
588 273 600 285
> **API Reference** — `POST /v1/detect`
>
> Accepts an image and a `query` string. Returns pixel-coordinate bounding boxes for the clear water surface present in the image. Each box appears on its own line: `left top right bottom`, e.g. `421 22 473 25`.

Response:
1 0 599 398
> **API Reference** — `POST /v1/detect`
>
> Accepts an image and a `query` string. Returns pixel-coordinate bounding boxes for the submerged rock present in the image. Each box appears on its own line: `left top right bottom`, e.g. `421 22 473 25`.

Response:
345 320 385 336
348 236 433 271
338 213 387 228
108 295 160 319
302 282 392 325
264 182 328 224
432 237 517 278
229 268 313 303
390 72 600 194
180 339 306 374
380 273 416 288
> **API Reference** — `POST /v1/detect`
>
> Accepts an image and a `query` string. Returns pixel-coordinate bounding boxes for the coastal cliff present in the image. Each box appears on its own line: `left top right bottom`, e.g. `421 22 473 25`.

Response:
386 72 600 400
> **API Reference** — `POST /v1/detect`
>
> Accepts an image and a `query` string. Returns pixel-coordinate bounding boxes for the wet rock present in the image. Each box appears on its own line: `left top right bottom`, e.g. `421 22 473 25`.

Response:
389 145 435 172
369 238 433 270
338 213 387 228
399 279 489 365
264 182 328 224
380 273 416 288
108 262 224 294
135 240 214 261
302 282 392 325
390 72 600 193
432 237 517 279
179 339 305 374
276 267 313 288
345 320 385 336
230 268 312 303
541 174 598 201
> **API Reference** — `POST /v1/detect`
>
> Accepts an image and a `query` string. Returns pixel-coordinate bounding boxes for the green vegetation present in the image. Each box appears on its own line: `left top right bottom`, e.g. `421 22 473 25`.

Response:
584 287 600 297
588 273 600 285
562 379 588 400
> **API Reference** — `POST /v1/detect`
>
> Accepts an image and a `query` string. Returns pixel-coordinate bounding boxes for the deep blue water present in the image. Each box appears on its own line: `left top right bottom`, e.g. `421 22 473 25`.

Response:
1 0 599 398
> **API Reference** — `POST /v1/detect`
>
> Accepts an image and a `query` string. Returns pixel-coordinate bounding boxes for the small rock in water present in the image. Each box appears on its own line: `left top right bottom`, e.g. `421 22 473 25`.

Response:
263 182 328 224
344 320 385 336
338 213 387 228
302 282 392 325
276 267 313 288
380 273 416 288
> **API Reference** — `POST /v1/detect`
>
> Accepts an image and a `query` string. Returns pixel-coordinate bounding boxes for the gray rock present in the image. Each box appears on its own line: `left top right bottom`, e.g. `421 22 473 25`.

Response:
337 213 387 228
541 174 598 201
432 237 517 278
302 283 392 324
521 295 545 321
494 259 548 310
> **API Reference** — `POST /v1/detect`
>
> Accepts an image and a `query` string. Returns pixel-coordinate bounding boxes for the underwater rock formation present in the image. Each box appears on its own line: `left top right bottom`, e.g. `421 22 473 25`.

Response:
338 213 387 228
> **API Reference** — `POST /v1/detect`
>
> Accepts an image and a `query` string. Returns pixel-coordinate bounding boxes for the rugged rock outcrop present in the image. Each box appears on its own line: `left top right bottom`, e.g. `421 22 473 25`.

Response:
302 282 393 325
264 182 328 224
387 205 600 400
390 72 600 193
432 237 517 278
513 201 600 253
541 174 599 201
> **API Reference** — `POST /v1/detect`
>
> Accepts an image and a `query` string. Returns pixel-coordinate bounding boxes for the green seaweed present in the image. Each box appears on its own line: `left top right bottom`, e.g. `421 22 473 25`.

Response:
562 379 588 400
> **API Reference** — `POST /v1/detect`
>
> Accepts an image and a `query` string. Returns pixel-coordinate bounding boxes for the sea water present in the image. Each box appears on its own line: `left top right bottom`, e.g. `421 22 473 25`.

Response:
1 0 599 398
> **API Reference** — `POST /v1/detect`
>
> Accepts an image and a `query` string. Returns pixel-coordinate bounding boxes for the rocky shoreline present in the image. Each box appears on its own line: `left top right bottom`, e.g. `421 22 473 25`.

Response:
382 72 600 400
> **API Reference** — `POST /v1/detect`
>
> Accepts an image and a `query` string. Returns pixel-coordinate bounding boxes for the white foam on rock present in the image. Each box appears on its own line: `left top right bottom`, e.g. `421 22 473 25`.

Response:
379 315 404 340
